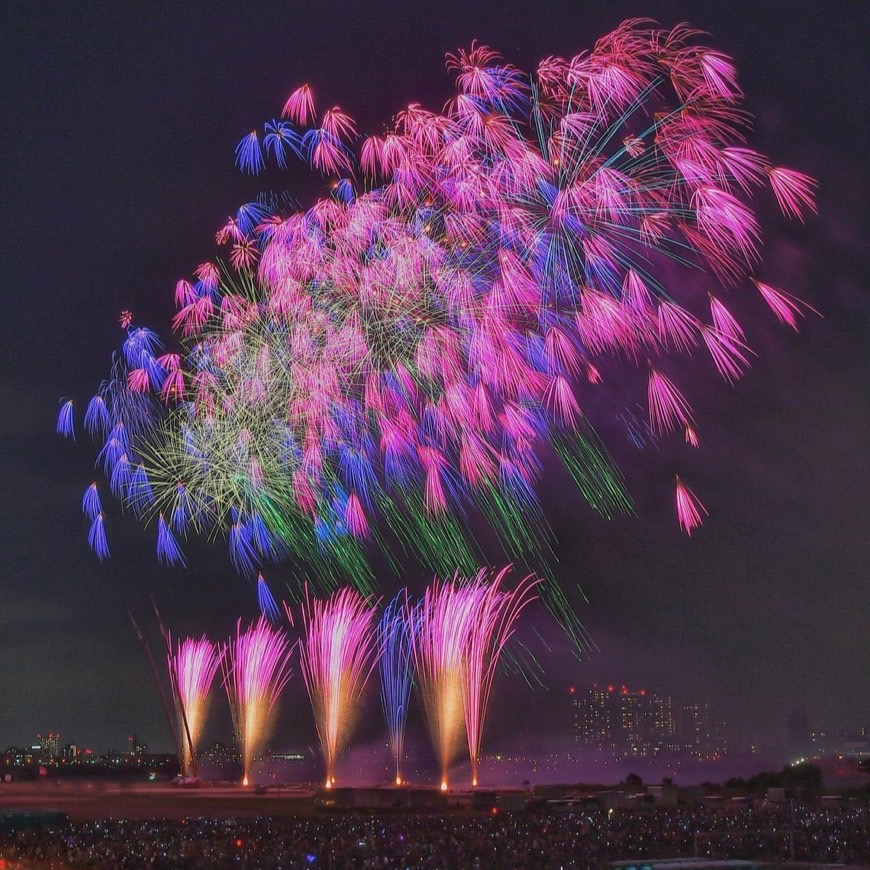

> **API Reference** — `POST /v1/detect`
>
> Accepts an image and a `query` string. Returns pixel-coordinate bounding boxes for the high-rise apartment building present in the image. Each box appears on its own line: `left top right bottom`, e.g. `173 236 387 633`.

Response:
572 685 725 758
36 732 60 759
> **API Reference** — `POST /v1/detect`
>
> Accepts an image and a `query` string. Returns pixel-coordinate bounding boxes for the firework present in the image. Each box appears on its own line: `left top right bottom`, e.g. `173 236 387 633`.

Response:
297 587 379 786
675 475 708 536
459 568 541 787
409 569 539 789
408 579 474 789
257 573 282 623
61 22 817 609
167 635 223 776
378 593 416 785
222 618 294 785
56 399 74 439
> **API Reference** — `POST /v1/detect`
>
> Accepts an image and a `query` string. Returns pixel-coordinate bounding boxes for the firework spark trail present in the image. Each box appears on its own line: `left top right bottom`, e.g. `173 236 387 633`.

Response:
168 635 223 776
61 21 817 609
222 618 294 785
675 475 708 536
459 568 541 788
297 587 379 786
378 593 417 785
257 573 282 623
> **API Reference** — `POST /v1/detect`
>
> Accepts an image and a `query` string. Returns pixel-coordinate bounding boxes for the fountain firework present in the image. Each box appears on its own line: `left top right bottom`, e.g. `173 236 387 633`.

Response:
410 569 539 789
222 618 294 786
167 635 223 777
298 587 379 787
459 568 540 787
378 593 416 785
408 579 479 790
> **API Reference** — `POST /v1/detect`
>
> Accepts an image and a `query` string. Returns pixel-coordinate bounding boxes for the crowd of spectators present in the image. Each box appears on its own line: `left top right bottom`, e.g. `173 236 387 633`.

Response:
4 803 869 868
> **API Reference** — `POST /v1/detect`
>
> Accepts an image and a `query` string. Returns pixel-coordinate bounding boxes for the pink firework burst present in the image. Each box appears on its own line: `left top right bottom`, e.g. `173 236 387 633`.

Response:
407 580 478 790
61 20 820 604
675 476 709 536
460 568 541 788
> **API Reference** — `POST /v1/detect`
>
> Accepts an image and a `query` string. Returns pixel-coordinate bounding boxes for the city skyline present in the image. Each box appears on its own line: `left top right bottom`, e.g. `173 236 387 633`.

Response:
2 1 868 759
7 675 867 761
571 683 728 760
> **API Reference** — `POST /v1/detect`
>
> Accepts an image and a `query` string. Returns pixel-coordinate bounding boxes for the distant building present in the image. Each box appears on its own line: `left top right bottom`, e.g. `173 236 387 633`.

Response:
676 703 727 758
200 741 242 766
649 694 680 755
572 684 726 759
809 727 868 758
35 732 60 759
574 685 614 751
788 707 812 758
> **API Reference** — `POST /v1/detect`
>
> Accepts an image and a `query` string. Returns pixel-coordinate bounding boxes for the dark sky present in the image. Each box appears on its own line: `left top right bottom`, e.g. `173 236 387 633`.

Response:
1 1 868 758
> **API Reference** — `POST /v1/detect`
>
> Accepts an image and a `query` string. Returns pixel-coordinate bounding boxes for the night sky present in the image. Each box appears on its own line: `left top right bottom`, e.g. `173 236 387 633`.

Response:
1 1 868 760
